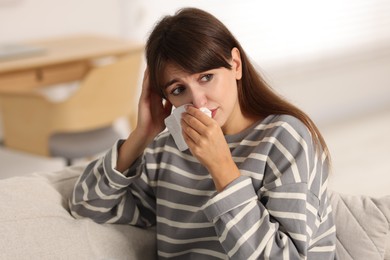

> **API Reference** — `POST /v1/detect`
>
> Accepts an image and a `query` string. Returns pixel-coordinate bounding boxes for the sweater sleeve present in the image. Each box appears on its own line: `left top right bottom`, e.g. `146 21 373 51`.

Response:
69 140 156 227
203 116 336 259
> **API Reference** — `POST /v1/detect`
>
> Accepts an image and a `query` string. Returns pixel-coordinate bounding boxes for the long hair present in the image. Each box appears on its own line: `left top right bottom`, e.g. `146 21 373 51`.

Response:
146 7 330 160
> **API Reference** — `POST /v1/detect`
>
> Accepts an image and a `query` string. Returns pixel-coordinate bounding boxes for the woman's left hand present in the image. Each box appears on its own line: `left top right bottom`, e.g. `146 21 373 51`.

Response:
181 106 240 191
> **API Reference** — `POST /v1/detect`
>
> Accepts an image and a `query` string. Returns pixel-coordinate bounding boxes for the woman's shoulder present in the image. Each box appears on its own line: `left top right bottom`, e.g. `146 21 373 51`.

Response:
255 114 311 139
260 114 307 128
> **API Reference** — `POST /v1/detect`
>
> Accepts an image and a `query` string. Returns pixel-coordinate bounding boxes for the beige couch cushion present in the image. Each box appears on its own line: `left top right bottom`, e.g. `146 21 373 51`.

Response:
329 190 390 260
0 165 156 260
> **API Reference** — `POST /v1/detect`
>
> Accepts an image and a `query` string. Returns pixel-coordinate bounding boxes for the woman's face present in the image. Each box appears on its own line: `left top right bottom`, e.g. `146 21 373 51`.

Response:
162 48 246 134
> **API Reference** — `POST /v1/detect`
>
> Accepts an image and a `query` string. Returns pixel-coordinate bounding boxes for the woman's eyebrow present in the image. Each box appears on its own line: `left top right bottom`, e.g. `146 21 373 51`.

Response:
164 79 179 89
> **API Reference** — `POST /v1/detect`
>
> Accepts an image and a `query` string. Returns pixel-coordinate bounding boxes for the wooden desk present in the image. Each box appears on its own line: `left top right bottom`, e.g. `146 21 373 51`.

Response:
0 35 144 92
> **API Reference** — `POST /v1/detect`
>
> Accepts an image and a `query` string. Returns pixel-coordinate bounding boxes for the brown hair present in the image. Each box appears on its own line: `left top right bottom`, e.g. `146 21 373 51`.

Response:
146 7 330 160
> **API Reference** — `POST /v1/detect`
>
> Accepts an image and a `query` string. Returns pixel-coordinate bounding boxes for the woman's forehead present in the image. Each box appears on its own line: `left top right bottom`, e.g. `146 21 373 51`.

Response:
162 63 194 87
164 63 189 76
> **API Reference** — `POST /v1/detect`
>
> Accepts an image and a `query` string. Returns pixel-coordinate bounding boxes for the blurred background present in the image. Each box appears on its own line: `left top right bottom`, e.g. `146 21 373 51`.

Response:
0 0 389 196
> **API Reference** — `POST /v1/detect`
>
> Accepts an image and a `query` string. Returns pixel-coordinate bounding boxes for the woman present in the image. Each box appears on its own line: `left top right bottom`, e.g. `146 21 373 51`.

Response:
70 7 336 259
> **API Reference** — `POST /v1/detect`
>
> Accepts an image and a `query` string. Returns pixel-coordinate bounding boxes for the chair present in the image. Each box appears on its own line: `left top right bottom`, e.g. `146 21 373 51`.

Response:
0 51 143 165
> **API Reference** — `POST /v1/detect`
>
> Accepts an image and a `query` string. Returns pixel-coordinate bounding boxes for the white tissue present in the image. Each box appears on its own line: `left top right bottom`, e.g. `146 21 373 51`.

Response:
199 107 212 117
164 105 212 151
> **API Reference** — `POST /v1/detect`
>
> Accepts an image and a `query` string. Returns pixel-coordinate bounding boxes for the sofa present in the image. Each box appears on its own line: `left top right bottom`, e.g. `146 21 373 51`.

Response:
0 164 389 260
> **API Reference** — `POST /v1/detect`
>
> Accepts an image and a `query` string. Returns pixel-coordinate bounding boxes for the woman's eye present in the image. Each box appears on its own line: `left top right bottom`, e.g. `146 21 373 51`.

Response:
200 74 213 82
171 86 185 96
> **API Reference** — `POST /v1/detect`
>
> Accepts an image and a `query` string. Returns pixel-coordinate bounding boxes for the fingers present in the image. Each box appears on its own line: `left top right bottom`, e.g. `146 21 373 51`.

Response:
181 122 198 146
141 69 149 91
184 106 213 126
137 67 170 136
141 68 162 107
181 109 206 137
181 106 215 145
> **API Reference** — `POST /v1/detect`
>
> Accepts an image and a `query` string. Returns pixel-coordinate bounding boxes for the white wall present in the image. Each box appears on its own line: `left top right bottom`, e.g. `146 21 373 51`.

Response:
122 0 390 64
0 0 123 42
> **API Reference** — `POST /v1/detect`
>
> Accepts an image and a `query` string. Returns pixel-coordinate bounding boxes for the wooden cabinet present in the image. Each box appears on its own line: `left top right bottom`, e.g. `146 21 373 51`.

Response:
0 35 143 92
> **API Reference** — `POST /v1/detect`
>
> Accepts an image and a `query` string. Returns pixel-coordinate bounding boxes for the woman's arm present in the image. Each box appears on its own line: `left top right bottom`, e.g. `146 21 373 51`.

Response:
69 143 156 227
181 106 240 191
69 69 171 226
192 115 336 259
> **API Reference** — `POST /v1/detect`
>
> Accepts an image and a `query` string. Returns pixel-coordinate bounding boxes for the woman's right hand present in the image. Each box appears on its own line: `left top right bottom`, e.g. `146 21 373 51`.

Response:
116 69 172 173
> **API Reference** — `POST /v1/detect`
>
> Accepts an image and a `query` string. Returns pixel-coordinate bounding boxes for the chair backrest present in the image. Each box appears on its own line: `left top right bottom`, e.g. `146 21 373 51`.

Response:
50 50 143 133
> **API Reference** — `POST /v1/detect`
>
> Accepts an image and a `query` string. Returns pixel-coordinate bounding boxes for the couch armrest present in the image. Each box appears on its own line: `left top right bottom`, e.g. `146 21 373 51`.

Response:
0 165 156 260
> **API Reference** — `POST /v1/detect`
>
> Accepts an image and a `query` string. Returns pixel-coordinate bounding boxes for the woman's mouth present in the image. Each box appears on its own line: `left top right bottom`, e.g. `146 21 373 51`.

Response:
210 108 217 118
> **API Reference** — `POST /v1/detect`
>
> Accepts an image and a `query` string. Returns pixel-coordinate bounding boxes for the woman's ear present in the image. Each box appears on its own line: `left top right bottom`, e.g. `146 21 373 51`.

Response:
231 47 242 80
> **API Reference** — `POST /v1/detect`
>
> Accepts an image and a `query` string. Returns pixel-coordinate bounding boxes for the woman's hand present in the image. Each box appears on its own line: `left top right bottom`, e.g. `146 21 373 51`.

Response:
116 69 172 173
135 69 172 143
181 106 240 191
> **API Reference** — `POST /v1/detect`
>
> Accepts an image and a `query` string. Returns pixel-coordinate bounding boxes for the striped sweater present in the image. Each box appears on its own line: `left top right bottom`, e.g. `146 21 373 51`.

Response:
69 114 336 259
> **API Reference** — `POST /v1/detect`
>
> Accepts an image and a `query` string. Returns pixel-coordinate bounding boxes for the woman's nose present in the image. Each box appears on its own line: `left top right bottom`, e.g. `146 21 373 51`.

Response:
189 88 207 108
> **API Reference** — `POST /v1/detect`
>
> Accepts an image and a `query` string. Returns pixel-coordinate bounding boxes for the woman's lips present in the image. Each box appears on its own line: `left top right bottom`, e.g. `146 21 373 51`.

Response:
210 108 217 118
